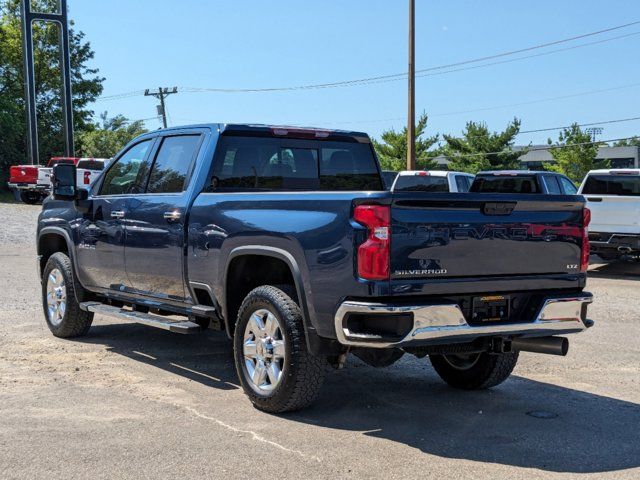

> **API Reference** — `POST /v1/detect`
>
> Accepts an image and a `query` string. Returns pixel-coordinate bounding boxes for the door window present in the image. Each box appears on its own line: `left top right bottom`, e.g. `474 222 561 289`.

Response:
146 135 201 193
542 175 562 194
99 140 153 195
559 176 578 194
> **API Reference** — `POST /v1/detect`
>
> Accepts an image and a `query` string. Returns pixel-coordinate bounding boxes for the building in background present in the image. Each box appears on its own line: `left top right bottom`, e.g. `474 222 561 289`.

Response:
433 145 640 170
518 145 639 170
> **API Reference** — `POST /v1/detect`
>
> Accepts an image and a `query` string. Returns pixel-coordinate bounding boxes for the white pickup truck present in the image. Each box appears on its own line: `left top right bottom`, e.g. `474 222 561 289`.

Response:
578 169 640 260
390 170 475 192
39 158 108 190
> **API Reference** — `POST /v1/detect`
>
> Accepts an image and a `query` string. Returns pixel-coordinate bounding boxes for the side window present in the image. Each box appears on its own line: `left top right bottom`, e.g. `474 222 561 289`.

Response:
543 175 562 194
99 140 152 195
455 175 470 192
146 135 201 194
559 176 578 194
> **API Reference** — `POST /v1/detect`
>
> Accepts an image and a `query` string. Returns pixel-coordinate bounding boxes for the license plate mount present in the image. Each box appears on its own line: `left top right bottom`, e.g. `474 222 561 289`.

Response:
472 295 510 323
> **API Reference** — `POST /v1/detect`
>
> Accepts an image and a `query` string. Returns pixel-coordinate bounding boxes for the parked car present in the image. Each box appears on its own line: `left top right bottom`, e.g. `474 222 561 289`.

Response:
578 169 640 260
38 123 593 413
470 171 578 194
8 157 79 204
391 170 475 192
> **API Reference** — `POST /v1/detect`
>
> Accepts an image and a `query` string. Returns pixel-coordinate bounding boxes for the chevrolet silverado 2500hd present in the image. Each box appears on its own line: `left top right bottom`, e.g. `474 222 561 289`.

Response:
38 124 594 413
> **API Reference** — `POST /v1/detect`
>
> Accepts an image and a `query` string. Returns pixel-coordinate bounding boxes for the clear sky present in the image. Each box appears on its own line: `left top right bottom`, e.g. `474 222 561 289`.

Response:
70 0 640 146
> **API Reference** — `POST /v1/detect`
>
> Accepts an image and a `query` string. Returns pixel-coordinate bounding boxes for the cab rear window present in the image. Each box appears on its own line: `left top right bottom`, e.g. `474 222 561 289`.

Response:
212 136 383 191
582 174 640 196
393 175 448 192
470 175 539 193
77 160 105 170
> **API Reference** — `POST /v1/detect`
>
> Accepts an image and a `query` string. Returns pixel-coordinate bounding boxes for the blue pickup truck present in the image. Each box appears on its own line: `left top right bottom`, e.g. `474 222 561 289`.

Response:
39 124 593 413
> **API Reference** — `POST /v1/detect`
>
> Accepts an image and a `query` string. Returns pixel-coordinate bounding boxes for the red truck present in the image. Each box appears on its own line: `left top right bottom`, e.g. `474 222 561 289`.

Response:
8 157 79 204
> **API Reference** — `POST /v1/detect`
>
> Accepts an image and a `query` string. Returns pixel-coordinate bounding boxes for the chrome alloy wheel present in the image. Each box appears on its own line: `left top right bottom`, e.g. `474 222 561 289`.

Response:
442 353 482 370
242 309 286 393
46 268 67 326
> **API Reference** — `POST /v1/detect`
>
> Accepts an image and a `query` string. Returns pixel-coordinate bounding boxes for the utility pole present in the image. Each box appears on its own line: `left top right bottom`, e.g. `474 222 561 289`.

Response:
144 87 178 128
407 0 416 170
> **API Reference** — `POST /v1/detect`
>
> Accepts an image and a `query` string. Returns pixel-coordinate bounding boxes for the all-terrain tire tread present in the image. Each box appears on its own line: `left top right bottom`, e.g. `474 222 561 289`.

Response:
42 252 93 338
234 285 326 413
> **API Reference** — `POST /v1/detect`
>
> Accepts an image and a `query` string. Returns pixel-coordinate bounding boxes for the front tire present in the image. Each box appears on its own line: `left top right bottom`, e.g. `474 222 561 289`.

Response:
429 351 519 390
42 252 93 338
233 285 326 413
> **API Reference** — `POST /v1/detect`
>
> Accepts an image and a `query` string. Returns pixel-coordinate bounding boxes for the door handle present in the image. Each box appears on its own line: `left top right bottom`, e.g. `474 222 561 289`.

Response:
164 211 182 222
110 211 125 219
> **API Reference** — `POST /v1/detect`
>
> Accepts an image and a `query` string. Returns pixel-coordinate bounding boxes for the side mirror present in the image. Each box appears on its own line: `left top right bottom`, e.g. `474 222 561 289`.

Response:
52 163 77 201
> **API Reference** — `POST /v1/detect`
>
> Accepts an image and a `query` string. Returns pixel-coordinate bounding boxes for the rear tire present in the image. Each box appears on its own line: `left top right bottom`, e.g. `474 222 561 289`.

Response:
233 285 326 413
42 252 93 338
429 351 519 390
20 190 41 204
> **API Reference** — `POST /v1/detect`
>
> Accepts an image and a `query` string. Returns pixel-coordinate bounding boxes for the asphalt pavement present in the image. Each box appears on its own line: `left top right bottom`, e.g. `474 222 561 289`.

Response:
0 202 638 479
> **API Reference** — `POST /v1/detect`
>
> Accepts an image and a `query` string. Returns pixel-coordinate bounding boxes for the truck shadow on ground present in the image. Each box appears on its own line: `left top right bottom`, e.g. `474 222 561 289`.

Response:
81 323 639 474
588 258 640 279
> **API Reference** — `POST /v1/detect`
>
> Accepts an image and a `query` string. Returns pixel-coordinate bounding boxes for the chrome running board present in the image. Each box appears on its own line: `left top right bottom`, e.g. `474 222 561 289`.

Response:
80 302 202 334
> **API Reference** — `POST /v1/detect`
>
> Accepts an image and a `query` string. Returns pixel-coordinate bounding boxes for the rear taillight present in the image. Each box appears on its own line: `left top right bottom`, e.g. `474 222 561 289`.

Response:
580 207 591 272
353 205 390 280
83 171 91 184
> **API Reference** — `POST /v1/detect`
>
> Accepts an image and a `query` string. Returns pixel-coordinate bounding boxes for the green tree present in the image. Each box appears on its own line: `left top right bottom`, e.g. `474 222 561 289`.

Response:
442 118 524 173
77 112 147 158
0 0 104 189
612 136 640 147
545 123 605 182
372 112 439 171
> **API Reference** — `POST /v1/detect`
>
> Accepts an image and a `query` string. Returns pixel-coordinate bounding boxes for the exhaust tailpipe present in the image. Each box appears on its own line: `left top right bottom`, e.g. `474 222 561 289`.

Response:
511 336 569 356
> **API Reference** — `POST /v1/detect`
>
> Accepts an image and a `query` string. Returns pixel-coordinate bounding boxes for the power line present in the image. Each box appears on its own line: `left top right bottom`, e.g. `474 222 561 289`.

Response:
96 90 146 102
520 116 640 134
307 82 640 127
95 20 640 100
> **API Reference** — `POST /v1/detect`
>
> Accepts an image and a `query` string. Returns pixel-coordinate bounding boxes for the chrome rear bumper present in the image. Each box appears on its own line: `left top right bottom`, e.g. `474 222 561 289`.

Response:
334 294 593 348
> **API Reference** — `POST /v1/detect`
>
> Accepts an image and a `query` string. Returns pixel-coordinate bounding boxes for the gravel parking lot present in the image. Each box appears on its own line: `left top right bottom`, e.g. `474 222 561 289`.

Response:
0 202 638 479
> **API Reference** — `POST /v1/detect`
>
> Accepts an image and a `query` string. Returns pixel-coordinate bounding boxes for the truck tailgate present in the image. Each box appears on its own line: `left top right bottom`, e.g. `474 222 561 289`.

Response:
390 193 585 281
585 195 640 234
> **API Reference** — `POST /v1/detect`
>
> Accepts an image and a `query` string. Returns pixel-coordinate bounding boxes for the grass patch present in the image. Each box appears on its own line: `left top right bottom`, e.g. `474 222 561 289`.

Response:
0 190 19 204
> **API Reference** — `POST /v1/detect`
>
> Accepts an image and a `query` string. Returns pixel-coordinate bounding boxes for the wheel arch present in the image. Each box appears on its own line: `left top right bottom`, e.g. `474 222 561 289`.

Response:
38 227 74 279
222 246 325 353
37 227 89 303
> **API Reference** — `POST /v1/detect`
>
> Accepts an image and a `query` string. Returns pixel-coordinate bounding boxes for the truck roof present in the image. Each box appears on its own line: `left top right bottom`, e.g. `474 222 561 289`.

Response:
585 169 640 175
395 170 474 177
156 123 371 143
477 170 542 176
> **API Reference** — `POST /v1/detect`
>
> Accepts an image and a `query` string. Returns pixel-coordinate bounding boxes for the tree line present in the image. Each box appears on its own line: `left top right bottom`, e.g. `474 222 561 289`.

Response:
373 112 626 183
